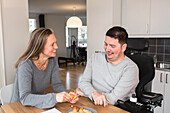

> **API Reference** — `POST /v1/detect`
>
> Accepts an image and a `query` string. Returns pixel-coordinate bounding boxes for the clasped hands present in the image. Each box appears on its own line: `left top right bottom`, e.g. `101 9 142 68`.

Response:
56 91 79 103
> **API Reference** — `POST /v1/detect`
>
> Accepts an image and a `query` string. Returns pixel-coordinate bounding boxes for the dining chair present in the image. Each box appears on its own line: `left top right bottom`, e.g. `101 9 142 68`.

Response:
0 84 14 105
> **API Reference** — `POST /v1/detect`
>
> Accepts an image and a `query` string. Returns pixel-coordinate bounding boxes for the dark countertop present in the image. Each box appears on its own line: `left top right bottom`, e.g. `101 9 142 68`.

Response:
155 67 170 72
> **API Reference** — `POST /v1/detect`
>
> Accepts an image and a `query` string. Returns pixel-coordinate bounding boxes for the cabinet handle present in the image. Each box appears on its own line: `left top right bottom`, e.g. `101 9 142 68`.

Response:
160 73 163 82
146 24 149 33
166 74 168 84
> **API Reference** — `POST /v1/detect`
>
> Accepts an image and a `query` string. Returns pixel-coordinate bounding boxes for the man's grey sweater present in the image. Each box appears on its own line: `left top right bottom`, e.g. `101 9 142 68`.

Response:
11 57 67 109
79 53 139 104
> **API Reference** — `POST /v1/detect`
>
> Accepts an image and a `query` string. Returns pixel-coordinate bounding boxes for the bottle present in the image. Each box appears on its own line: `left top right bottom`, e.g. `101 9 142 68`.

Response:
153 55 157 67
130 94 137 103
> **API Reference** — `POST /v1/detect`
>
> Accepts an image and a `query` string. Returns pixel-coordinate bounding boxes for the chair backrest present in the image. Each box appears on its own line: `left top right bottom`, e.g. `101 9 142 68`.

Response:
126 54 155 99
0 84 14 105
125 38 149 55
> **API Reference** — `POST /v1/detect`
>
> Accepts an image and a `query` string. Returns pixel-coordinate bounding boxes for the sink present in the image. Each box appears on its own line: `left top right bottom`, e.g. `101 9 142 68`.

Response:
156 63 170 69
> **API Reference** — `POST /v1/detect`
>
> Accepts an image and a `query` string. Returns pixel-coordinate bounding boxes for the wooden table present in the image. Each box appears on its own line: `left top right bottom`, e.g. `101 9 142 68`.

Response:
1 96 129 113
0 107 4 113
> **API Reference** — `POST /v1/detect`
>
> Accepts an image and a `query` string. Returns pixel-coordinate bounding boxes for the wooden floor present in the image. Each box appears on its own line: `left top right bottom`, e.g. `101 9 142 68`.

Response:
59 64 86 90
45 63 86 93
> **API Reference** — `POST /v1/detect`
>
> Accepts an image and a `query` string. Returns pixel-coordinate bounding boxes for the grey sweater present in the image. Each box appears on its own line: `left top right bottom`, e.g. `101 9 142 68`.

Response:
79 53 139 105
11 57 67 109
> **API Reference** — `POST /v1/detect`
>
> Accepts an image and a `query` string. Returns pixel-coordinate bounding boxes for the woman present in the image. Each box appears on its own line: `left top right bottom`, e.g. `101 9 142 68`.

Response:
11 28 78 109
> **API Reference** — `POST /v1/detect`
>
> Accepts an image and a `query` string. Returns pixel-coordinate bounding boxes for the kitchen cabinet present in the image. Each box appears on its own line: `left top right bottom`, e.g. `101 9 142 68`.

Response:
122 0 170 37
152 69 170 113
122 0 150 37
150 0 170 35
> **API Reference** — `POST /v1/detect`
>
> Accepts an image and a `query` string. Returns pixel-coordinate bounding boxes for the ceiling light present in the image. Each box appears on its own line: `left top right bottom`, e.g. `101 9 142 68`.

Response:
66 6 82 28
66 16 82 28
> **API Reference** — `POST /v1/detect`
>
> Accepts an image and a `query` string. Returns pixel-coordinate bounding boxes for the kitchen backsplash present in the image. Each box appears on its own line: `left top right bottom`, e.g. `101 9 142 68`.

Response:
141 38 170 64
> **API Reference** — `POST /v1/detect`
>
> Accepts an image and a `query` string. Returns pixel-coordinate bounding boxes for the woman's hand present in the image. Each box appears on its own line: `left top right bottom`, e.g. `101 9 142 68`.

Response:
56 91 72 103
69 92 79 103
75 88 84 96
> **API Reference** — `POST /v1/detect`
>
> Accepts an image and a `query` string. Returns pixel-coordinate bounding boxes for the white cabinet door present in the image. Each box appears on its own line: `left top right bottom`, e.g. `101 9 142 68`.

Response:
150 0 170 35
152 70 170 113
122 0 170 37
152 70 164 113
164 71 170 113
122 0 150 36
152 70 165 94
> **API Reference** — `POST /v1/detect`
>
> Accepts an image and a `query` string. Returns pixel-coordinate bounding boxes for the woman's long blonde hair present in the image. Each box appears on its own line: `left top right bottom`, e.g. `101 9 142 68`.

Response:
15 28 53 68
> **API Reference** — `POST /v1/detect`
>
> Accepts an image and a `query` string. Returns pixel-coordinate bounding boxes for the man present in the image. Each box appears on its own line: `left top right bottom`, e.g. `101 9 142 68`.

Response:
76 26 139 107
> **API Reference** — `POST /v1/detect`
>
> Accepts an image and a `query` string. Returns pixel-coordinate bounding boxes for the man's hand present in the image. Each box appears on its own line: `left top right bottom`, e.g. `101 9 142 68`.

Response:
92 91 108 107
75 88 84 96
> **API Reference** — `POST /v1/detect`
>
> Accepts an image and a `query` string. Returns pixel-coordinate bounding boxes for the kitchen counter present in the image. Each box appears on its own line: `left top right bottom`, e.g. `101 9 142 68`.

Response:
155 67 170 72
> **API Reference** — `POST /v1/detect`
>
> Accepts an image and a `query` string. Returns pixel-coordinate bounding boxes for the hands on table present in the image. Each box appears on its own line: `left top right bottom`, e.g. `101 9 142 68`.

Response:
75 88 84 96
75 88 108 107
56 88 108 107
56 91 79 103
92 91 108 107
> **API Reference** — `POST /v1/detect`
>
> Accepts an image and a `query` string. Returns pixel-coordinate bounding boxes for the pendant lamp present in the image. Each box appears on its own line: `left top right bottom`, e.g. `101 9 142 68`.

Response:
66 7 82 28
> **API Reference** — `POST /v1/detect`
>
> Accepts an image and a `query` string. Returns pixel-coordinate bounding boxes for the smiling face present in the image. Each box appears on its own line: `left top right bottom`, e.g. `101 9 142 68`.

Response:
42 34 58 58
104 36 127 64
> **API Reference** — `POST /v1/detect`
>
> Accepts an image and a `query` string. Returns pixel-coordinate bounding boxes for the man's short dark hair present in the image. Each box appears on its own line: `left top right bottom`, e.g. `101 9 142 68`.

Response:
106 26 128 45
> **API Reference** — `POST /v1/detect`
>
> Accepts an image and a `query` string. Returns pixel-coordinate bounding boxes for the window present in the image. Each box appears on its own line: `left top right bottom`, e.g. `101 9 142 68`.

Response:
78 26 87 47
66 26 87 48
29 18 36 35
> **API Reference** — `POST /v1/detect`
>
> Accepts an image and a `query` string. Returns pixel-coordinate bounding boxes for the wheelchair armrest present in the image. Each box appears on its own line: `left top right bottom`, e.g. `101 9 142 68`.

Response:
139 92 163 107
142 92 162 99
117 99 152 113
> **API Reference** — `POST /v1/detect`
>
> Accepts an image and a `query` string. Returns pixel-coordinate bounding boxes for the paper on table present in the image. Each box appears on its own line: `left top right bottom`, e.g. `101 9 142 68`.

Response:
41 108 61 113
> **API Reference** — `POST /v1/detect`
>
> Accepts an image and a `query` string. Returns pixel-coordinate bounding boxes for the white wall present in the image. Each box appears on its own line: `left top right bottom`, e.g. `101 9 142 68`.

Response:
45 14 67 57
87 0 122 58
0 0 29 86
0 0 5 90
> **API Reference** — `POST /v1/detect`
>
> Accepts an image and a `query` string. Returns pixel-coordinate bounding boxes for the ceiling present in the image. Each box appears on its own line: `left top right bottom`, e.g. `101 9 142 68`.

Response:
28 0 86 16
